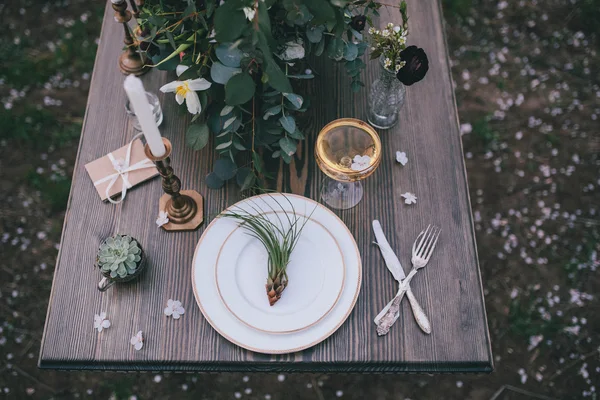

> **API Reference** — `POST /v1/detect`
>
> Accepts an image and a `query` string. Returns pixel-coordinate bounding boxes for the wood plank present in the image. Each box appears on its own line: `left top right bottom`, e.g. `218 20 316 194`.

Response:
39 0 492 372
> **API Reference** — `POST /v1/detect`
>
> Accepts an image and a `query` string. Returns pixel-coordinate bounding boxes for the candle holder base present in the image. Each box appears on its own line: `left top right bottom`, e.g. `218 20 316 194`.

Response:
158 190 204 231
119 52 149 76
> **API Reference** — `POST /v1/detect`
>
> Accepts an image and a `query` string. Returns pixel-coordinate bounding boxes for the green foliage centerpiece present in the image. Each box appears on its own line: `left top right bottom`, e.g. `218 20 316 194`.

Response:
136 0 391 188
220 194 314 306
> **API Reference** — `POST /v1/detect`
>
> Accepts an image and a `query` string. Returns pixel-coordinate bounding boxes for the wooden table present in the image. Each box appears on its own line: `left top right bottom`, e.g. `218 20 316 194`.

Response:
39 0 492 372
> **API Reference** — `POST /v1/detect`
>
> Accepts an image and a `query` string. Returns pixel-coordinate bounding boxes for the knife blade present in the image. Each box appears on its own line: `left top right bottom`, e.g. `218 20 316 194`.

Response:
372 220 431 334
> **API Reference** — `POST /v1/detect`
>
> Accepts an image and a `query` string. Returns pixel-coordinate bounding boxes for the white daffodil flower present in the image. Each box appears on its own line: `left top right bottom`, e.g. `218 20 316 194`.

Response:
396 151 408 166
156 211 169 227
351 155 372 171
94 312 111 333
159 78 211 115
401 192 417 205
164 299 185 319
130 330 144 351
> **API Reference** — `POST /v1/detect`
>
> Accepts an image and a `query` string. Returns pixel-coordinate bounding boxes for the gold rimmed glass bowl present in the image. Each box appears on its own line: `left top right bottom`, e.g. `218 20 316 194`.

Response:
315 118 382 209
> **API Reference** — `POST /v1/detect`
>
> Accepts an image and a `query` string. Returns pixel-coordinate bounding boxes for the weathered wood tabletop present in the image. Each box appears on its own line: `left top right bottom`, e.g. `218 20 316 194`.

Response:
39 0 492 372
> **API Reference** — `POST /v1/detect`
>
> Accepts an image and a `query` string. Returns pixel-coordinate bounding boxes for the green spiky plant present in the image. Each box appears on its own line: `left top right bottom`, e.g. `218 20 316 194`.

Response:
221 194 315 306
97 235 143 279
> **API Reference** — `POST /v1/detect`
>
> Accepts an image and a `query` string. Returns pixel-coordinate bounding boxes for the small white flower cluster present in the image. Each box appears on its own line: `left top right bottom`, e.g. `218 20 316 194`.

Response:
350 155 371 171
369 23 408 72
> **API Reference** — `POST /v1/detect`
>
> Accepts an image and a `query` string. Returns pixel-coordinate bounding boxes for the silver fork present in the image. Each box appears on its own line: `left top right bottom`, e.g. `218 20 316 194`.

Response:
376 225 441 336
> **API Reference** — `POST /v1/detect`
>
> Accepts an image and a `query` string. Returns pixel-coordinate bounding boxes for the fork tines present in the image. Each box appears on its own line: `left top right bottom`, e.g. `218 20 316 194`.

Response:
413 224 441 262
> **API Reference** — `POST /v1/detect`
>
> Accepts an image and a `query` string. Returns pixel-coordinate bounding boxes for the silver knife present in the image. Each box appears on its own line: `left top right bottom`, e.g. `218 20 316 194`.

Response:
372 220 431 334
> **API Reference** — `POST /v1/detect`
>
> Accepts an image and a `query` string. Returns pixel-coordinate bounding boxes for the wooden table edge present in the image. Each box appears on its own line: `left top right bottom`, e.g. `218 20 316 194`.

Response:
37 3 113 369
38 359 493 373
435 0 495 368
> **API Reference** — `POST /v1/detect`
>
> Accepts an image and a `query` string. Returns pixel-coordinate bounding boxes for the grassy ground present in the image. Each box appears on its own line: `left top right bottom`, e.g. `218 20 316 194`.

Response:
0 0 598 399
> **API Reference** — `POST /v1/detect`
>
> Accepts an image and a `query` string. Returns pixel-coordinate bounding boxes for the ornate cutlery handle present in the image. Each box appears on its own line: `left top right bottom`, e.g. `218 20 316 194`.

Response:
375 270 418 336
376 291 405 336
405 289 431 334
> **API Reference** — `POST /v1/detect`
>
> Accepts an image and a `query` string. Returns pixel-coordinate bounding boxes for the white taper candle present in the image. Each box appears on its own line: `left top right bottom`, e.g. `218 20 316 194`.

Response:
123 75 166 157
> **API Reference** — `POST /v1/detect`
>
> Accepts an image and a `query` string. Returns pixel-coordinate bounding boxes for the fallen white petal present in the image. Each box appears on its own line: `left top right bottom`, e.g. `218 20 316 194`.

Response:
396 151 408 166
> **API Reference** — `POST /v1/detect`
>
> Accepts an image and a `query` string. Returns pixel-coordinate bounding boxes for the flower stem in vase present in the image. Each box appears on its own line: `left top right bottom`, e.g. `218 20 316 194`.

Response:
220 194 314 306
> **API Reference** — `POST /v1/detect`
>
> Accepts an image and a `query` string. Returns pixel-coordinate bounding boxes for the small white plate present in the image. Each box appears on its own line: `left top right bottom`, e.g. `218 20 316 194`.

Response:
192 193 362 354
216 211 345 334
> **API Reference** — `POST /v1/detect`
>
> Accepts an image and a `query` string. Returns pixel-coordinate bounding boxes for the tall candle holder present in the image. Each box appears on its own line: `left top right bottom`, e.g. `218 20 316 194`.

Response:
144 138 204 231
128 0 141 18
111 0 148 76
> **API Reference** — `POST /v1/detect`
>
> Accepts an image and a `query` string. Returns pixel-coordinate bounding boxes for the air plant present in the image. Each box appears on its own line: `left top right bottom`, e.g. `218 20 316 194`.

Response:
220 194 315 306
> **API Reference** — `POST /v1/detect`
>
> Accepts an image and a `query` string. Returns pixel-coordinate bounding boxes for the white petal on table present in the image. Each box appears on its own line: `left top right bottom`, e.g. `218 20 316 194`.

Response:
401 192 417 205
396 151 408 166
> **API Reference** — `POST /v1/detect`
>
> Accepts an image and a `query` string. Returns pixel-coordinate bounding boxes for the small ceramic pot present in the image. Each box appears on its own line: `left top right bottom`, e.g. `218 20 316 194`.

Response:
95 236 146 292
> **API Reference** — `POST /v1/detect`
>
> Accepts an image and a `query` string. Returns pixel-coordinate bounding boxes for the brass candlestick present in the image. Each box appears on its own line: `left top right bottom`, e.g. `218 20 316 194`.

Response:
111 0 148 76
128 0 140 18
144 138 204 231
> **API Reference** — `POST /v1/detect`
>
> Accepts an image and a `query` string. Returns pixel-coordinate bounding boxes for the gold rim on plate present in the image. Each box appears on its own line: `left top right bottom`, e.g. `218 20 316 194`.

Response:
191 193 362 354
214 210 346 335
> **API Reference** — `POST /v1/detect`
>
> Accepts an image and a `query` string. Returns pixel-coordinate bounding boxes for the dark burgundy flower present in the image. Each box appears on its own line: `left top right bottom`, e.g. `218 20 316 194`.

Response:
350 15 367 32
396 46 429 86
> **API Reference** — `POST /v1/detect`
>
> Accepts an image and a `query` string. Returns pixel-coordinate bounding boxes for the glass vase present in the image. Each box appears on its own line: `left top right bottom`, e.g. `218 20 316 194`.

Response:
367 58 406 130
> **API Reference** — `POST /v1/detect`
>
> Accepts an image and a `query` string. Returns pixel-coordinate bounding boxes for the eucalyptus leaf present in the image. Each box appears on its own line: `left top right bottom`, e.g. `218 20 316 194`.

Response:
351 29 363 41
215 140 233 150
252 152 264 175
214 158 237 180
279 136 298 156
225 73 255 105
232 139 246 151
344 42 358 61
288 73 315 79
263 105 282 120
288 129 305 140
306 25 324 43
257 32 292 93
351 80 364 93
214 1 247 42
220 105 234 116
304 0 335 23
281 150 292 164
279 115 296 133
327 37 345 61
216 43 244 68
236 167 256 190
223 117 236 129
185 123 209 150
205 172 225 189
314 38 325 57
283 93 303 109
210 61 241 85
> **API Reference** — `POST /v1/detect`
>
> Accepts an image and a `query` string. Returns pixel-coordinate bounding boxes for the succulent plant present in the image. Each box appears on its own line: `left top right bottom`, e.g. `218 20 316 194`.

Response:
97 235 142 279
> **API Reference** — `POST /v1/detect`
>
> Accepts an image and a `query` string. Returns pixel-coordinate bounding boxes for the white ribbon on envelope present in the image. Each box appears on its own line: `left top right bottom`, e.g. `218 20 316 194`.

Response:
93 133 156 204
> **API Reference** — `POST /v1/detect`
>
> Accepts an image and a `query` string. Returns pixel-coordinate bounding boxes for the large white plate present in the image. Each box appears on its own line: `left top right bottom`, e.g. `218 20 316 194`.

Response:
192 193 362 354
216 210 346 334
